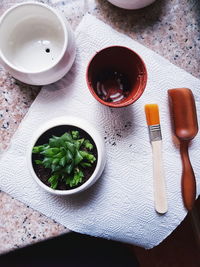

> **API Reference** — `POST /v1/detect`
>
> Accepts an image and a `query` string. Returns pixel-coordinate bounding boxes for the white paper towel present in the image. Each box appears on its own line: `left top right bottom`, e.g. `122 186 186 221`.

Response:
0 14 200 249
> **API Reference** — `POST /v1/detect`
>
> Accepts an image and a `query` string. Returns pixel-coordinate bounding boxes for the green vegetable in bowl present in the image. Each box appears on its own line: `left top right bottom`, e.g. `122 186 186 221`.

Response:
32 130 96 189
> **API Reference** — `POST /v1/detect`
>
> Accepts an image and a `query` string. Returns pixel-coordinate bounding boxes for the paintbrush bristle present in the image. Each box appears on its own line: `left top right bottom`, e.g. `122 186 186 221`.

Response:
145 104 160 126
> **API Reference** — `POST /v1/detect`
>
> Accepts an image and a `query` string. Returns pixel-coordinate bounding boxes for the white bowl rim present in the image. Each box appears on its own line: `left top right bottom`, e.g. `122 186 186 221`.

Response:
27 116 106 195
107 0 156 9
0 2 68 75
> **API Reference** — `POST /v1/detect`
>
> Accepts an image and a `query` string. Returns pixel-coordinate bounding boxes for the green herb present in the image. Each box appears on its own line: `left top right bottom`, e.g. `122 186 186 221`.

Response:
33 131 96 189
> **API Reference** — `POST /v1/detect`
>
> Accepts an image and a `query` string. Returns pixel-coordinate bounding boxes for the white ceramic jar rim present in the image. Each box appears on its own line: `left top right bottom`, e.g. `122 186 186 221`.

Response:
107 0 156 10
0 2 68 74
27 117 106 196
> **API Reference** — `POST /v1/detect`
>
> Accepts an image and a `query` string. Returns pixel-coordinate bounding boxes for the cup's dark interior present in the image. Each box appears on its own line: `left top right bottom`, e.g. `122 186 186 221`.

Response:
87 46 147 107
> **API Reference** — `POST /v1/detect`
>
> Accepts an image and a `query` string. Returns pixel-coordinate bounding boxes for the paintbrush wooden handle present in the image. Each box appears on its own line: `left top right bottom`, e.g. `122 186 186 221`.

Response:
152 140 168 214
180 141 196 211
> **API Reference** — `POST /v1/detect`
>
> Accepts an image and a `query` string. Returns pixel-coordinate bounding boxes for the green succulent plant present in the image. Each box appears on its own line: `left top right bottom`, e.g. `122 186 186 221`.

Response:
32 130 96 189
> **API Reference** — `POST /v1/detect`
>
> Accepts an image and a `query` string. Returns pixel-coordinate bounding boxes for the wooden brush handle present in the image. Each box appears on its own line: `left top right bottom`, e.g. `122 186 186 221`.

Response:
180 141 196 211
152 140 168 214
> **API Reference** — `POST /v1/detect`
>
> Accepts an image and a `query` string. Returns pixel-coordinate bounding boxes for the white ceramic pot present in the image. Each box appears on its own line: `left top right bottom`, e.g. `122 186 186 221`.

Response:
27 117 106 196
0 2 76 85
107 0 156 9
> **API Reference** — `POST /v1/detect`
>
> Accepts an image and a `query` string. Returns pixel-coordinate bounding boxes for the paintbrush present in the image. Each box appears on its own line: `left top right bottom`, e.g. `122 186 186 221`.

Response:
145 104 168 214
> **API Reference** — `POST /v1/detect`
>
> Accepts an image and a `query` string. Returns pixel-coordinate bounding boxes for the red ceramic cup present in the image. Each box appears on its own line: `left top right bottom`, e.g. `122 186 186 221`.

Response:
86 46 147 108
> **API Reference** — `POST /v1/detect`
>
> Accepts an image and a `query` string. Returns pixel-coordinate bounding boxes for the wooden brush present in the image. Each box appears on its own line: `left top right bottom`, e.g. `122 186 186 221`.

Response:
145 104 168 214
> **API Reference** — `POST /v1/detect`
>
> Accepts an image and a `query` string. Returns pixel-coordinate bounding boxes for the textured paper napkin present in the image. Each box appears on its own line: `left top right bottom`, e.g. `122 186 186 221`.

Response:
0 14 200 249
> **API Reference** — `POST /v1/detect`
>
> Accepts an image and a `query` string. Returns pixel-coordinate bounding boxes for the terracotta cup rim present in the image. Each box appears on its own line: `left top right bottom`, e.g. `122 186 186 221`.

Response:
86 45 147 108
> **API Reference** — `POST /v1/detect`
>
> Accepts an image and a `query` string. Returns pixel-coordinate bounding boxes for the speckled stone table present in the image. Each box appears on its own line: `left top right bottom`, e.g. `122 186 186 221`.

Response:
0 0 200 254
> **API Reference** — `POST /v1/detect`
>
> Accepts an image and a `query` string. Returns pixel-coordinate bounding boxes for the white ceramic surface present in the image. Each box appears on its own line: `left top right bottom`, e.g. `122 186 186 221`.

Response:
0 2 76 85
27 117 106 196
107 0 156 9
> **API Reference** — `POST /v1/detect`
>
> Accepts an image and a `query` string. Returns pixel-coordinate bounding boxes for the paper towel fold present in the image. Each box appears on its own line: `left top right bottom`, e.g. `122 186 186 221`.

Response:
0 14 200 249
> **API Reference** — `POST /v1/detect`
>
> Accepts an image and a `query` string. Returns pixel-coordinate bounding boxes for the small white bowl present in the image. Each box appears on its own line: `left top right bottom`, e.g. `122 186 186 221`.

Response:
0 2 76 85
107 0 156 9
27 117 106 195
